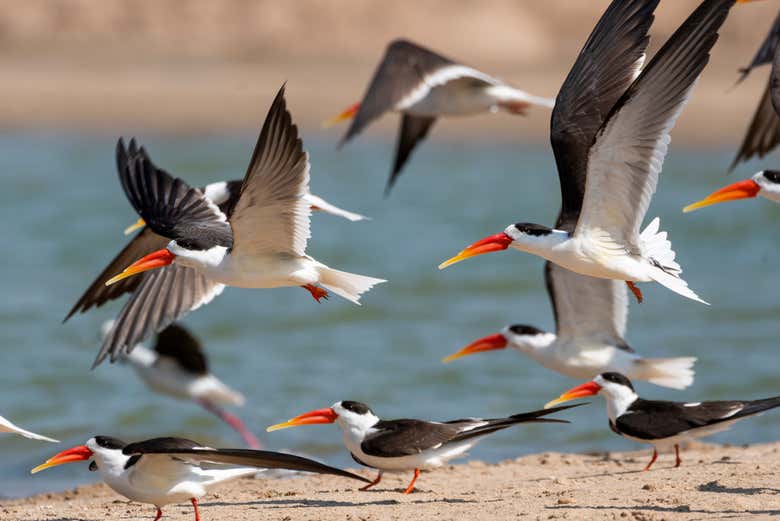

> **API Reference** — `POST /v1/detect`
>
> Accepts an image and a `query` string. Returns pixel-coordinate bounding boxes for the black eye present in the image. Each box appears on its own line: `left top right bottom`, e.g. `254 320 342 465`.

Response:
341 401 370 415
513 223 552 236
763 170 780 183
508 324 543 336
94 436 126 450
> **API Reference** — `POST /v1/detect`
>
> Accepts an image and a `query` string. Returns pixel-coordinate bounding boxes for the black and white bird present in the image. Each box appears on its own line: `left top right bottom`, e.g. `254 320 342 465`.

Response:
730 7 780 171
31 435 370 521
440 0 742 305
266 400 581 494
685 169 780 211
0 414 57 443
443 262 696 390
85 86 385 367
101 321 260 449
327 39 554 194
545 372 780 471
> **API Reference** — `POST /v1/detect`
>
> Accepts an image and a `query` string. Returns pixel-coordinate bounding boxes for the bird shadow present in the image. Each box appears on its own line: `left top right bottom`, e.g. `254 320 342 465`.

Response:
547 504 780 517
697 480 780 495
546 457 740 481
207 496 477 509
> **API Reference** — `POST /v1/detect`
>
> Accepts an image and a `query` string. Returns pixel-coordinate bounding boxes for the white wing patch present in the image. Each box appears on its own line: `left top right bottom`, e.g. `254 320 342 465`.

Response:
396 65 500 110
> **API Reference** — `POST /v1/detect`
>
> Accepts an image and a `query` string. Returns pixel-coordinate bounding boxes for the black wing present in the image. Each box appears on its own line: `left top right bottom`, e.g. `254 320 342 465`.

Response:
550 0 658 229
738 9 780 82
152 323 208 375
385 114 436 194
116 138 233 249
63 227 168 322
125 441 370 483
615 397 780 440
342 39 455 144
730 76 780 171
92 264 224 367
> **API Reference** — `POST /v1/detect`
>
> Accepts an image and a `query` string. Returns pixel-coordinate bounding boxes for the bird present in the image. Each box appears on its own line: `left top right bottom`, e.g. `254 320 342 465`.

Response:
730 8 780 171
266 400 582 494
122 183 368 236
101 320 260 449
0 414 58 443
684 170 780 211
439 0 742 305
31 435 370 521
544 372 780 471
87 85 385 367
442 262 696 390
326 38 555 194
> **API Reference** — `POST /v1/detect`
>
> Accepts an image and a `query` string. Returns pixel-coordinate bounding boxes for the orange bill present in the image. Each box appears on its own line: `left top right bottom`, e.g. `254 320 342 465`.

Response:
123 217 147 235
323 102 361 128
442 333 508 363
105 248 176 286
544 381 602 409
438 232 513 270
266 407 338 432
683 179 760 213
31 445 93 474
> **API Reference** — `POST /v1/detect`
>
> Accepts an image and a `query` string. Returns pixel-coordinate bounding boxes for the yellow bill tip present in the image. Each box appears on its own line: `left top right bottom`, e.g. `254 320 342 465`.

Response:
266 421 293 433
123 218 146 236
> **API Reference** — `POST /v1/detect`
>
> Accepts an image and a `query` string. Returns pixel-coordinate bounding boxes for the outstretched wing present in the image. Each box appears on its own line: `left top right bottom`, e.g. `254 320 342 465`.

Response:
731 75 780 171
228 85 312 259
360 419 464 457
737 9 780 82
152 323 208 375
550 0 659 228
386 114 436 194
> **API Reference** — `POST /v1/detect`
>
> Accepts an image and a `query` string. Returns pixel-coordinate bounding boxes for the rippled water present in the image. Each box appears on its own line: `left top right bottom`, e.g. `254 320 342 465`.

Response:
1 132 778 498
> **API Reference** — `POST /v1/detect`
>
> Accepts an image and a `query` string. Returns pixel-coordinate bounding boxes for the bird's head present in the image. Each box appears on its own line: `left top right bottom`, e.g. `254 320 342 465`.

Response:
322 102 361 128
442 325 553 363
684 170 780 212
545 372 637 418
267 400 379 435
31 436 127 475
438 223 561 269
104 241 228 286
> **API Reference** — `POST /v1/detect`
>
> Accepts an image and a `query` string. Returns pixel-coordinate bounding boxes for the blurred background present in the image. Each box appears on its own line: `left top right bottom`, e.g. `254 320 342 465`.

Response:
1 0 779 498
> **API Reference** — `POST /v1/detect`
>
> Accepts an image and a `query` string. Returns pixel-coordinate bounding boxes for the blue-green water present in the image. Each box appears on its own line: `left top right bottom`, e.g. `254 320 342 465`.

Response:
1 132 779 498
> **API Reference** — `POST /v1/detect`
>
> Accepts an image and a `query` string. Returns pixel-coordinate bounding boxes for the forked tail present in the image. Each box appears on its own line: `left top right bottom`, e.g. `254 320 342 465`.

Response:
632 356 697 390
641 217 708 305
317 265 386 305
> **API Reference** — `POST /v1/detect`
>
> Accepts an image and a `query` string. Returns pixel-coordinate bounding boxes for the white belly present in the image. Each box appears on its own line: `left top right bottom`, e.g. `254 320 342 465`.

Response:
531 240 651 283
622 419 742 452
346 440 477 472
404 83 496 117
206 254 320 289
527 344 641 380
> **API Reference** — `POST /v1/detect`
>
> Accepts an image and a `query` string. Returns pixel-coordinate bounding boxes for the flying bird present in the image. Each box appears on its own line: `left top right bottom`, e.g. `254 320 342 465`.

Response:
88 86 385 367
684 169 780 211
730 8 780 171
101 321 260 449
443 262 696 389
440 0 741 305
267 400 582 494
0 414 58 443
32 435 370 521
327 38 554 194
545 372 780 471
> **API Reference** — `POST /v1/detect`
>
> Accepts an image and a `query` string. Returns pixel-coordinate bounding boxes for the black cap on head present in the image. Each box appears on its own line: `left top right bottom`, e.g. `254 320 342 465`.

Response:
513 223 552 236
599 372 634 391
763 170 780 183
94 436 127 450
340 401 372 415
508 324 545 336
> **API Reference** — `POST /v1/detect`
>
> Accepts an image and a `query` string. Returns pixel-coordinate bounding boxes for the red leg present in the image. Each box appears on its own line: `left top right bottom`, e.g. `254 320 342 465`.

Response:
153 508 163 521
302 284 329 302
359 471 383 491
191 498 200 521
674 444 682 468
198 399 261 449
643 449 658 471
626 281 643 303
498 100 530 115
403 468 421 494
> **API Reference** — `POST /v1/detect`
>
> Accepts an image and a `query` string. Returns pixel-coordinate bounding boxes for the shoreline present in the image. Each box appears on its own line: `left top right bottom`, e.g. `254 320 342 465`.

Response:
4 441 780 520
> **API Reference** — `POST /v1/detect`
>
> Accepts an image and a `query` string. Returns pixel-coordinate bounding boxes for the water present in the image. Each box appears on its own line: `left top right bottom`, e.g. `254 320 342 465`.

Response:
1 132 778 498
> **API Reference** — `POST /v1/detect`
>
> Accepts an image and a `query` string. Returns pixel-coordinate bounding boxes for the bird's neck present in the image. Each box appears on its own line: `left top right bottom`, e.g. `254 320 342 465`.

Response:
510 229 570 257
510 332 557 356
604 391 639 423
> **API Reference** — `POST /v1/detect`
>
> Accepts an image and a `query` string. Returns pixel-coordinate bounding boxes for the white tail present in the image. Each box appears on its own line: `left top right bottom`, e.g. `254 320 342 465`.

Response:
632 356 697 390
641 217 708 305
317 265 386 305
304 193 369 222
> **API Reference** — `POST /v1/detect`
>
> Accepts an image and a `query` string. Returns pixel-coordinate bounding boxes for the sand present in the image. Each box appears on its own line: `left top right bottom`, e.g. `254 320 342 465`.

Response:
4 442 780 520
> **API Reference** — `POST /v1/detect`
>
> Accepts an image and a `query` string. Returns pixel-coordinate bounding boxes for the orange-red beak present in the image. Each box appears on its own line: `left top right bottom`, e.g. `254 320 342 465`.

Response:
544 381 602 409
683 179 761 213
442 333 508 363
438 232 513 270
105 248 176 286
323 102 360 128
31 445 93 474
266 407 339 432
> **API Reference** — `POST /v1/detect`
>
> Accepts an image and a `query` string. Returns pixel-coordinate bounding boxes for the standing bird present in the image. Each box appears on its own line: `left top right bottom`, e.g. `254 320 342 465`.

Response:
266 400 582 494
730 8 780 170
684 169 780 211
31 435 370 521
89 86 385 367
326 39 554 194
545 372 780 471
440 0 742 305
443 262 696 390
101 321 260 449
0 414 57 443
